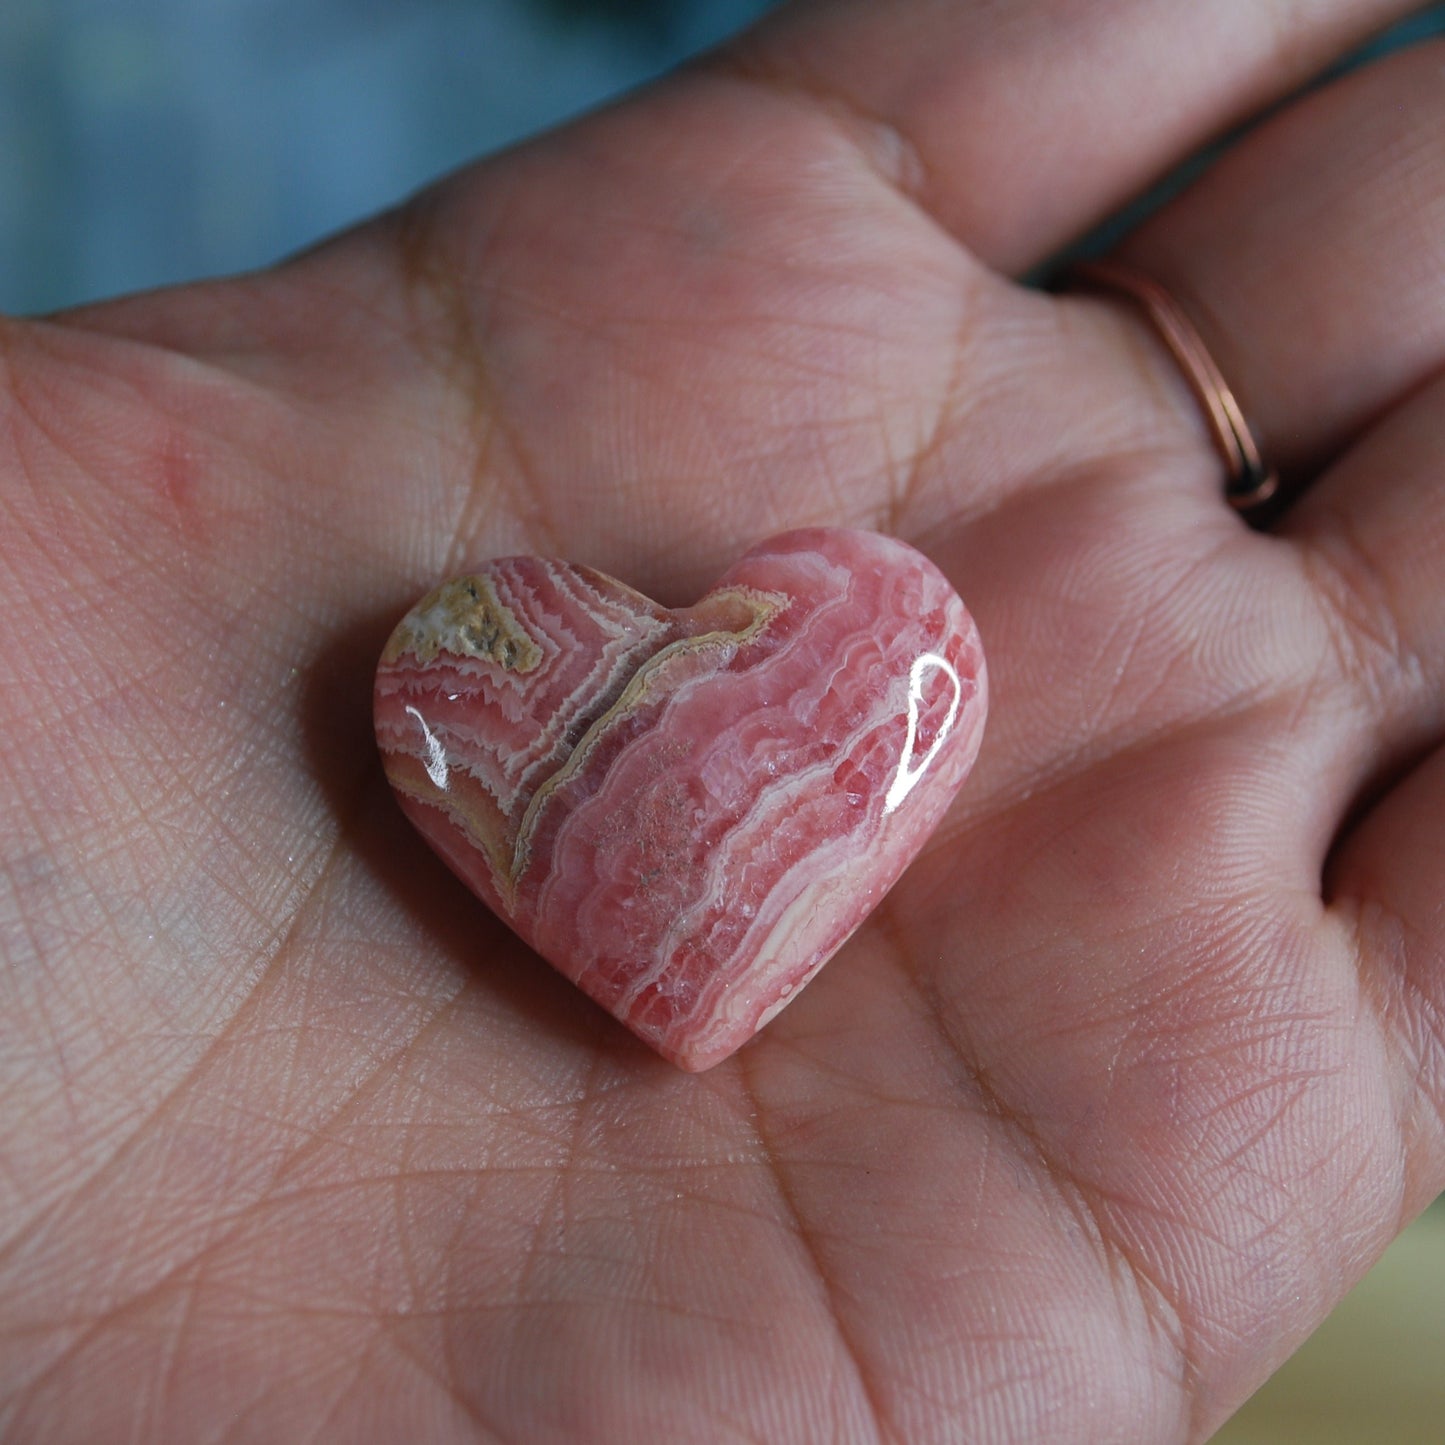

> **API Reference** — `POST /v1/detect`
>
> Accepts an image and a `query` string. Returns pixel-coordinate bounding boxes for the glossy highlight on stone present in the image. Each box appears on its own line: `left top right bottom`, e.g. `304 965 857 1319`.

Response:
374 528 987 1071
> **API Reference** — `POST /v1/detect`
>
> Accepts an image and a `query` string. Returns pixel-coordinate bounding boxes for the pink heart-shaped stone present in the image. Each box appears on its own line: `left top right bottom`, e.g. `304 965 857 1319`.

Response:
374 528 986 1070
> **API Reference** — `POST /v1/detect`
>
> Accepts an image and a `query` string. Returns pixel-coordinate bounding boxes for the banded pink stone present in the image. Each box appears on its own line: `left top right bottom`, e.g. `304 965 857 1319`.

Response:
374 528 986 1071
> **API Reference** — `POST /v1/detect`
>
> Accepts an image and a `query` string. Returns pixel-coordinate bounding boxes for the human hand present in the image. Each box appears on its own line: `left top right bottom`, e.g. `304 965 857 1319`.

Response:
2 2 1442 1439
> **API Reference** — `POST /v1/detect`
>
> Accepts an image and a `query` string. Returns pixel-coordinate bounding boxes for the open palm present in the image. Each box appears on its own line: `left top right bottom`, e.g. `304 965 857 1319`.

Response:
4 3 1443 1440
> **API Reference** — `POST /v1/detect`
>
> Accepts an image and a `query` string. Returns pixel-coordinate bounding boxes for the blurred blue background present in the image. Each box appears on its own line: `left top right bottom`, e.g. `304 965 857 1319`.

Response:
2 2 1443 314
0 0 773 313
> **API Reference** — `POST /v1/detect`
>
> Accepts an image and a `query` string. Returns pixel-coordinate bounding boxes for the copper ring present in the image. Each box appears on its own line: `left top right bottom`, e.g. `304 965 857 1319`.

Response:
1066 258 1279 512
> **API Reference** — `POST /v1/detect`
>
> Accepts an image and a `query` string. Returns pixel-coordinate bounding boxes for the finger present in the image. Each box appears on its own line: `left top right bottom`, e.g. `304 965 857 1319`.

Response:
935 372 1445 879
923 37 1445 811
1326 739 1445 1210
1101 39 1445 485
1284 369 1445 772
732 0 1421 271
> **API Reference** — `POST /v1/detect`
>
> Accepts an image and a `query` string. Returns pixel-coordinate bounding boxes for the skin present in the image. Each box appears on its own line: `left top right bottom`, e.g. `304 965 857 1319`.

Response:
1 1 1442 1439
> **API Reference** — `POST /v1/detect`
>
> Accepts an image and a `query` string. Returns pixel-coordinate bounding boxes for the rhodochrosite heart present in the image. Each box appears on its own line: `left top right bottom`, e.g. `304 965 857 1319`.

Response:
374 528 986 1070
